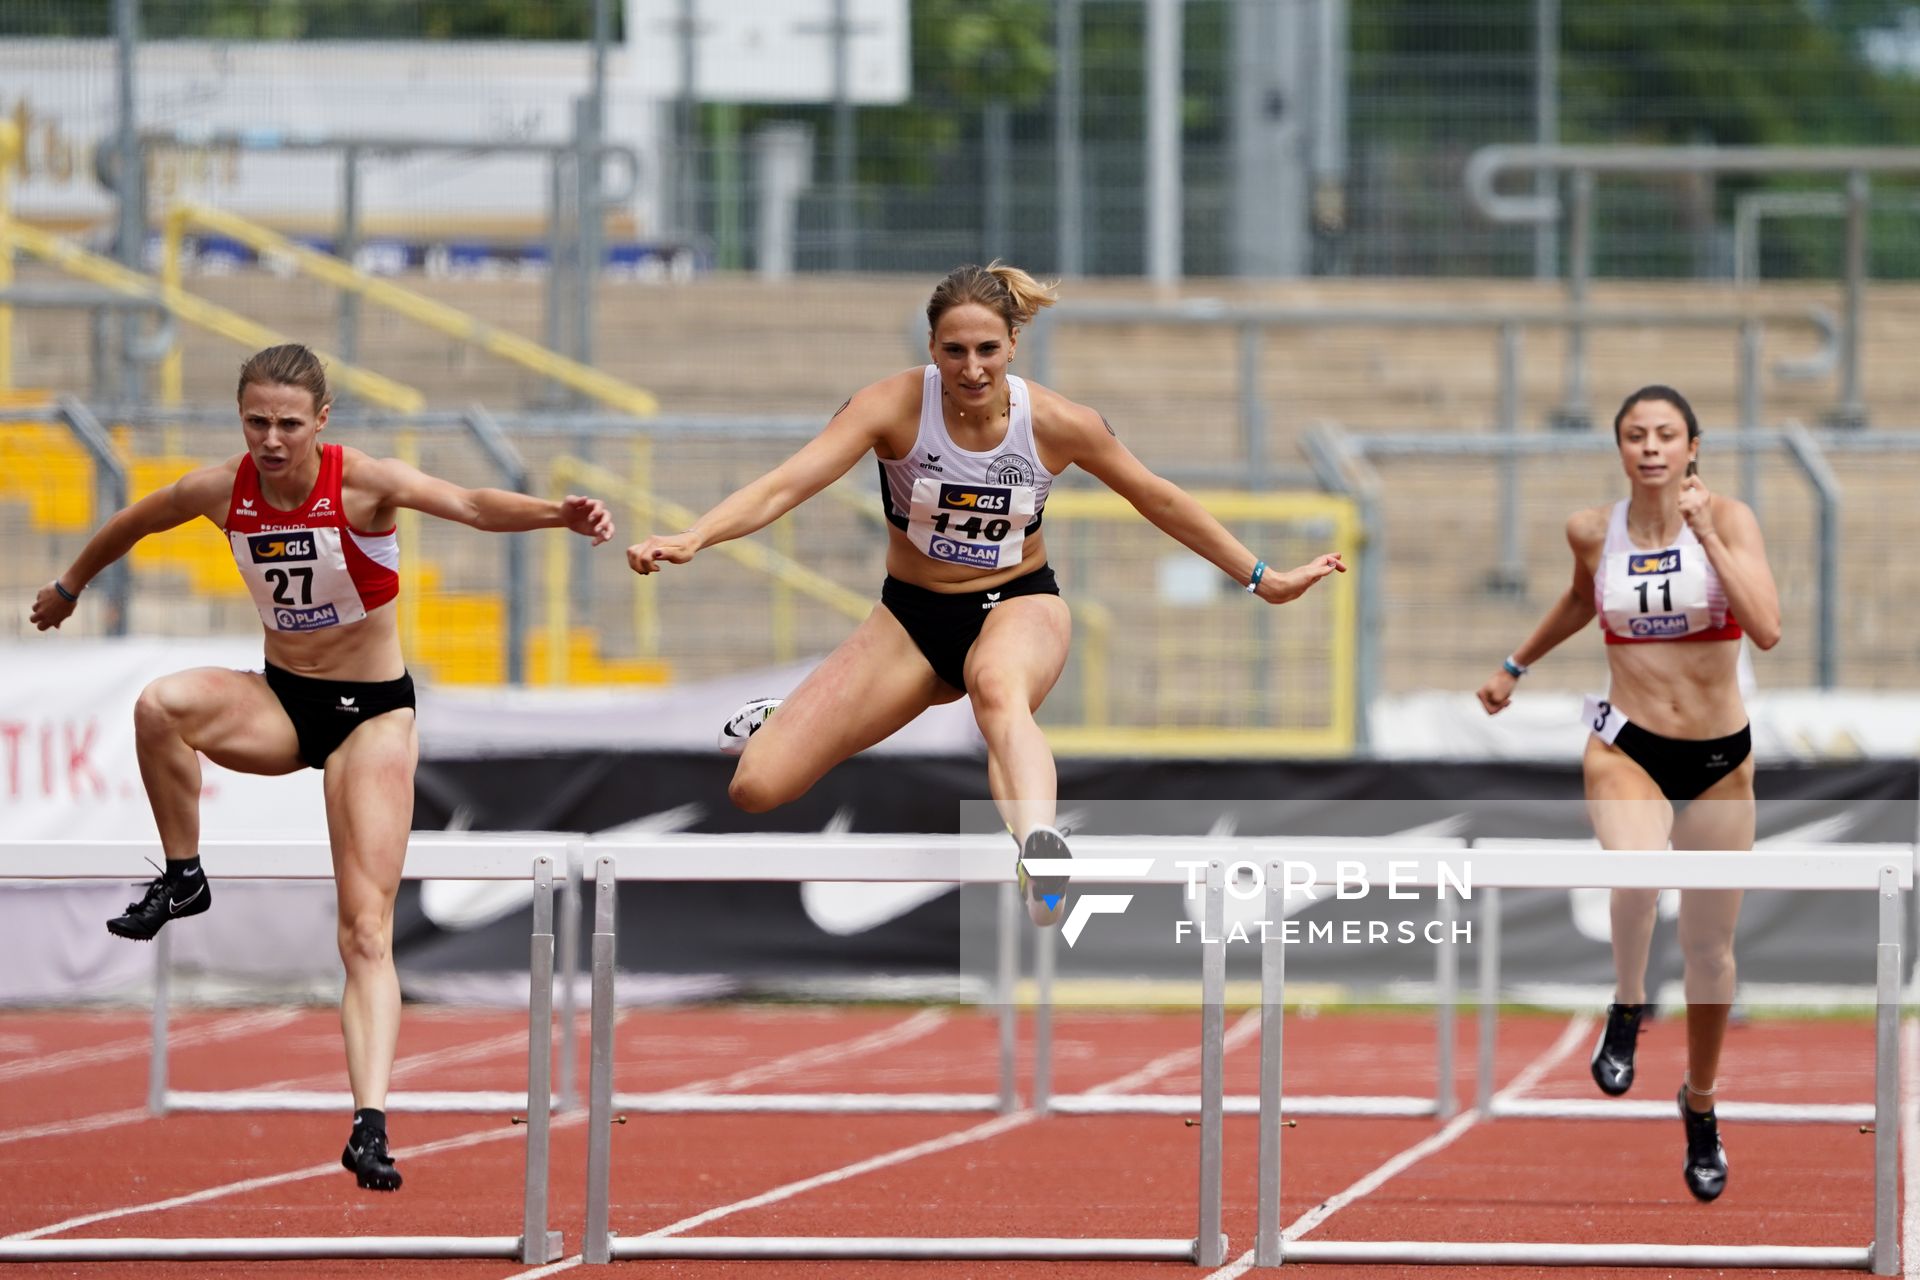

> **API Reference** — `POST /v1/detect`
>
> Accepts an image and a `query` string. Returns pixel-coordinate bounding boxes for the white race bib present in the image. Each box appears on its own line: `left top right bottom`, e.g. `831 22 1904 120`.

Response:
1599 544 1712 640
906 477 1034 573
229 527 367 632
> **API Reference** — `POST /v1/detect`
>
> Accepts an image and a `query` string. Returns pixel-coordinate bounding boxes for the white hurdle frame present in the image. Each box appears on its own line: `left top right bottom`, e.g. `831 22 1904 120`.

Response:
1468 838 1915 1124
1252 844 1911 1274
579 835 1244 1267
1038 836 1473 1121
0 838 566 1265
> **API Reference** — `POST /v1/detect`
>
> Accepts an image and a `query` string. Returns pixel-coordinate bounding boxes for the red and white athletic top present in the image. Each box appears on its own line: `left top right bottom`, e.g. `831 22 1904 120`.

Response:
225 443 399 633
1593 499 1741 645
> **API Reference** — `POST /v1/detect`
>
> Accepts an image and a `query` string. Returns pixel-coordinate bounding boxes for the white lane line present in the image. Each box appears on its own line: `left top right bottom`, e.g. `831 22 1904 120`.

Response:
670 1008 948 1096
6 1007 952 1241
0 1020 553 1149
502 1009 1271 1276
0 1009 298 1085
1082 1009 1261 1096
1203 1014 1594 1280
1901 1018 1917 1280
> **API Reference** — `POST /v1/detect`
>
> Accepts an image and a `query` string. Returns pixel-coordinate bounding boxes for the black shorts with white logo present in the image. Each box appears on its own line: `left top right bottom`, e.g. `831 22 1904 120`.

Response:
881 565 1060 694
264 662 417 769
1611 720 1752 804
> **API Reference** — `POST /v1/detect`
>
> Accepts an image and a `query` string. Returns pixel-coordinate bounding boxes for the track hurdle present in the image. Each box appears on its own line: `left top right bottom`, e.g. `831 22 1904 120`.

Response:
1251 843 1910 1273
1037 835 1473 1121
579 834 1236 1266
0 838 565 1265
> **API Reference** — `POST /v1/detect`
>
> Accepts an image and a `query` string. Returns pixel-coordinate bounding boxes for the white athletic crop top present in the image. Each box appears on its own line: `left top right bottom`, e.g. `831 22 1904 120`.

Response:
1593 500 1742 645
875 366 1057 574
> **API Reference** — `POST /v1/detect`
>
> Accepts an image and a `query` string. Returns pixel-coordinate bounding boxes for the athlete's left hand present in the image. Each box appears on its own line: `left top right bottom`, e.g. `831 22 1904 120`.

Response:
1677 473 1716 543
560 495 615 545
1259 552 1346 604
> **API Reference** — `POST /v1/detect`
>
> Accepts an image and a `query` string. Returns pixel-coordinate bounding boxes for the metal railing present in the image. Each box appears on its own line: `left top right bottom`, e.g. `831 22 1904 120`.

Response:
1466 144 1920 428
160 203 659 416
1025 299 1837 483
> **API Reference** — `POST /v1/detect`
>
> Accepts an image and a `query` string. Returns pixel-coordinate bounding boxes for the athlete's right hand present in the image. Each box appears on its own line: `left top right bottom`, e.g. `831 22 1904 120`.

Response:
1476 669 1517 715
627 531 702 576
29 581 77 631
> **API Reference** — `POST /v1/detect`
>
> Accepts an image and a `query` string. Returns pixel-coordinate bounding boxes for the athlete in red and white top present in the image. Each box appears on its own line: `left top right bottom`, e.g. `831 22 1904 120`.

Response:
1476 385 1780 1204
31 343 612 1192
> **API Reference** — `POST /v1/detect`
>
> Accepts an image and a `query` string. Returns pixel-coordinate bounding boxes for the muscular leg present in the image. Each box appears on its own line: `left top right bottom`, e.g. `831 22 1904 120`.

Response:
1584 736 1675 1005
730 605 958 813
1670 760 1756 1109
963 596 1072 841
135 668 303 862
323 710 418 1111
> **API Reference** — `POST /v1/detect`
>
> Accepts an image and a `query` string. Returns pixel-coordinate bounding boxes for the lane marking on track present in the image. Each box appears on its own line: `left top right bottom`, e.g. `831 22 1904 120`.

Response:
668 1008 947 1096
1203 1014 1594 1280
1902 1018 1917 1280
0 1017 568 1149
504 1009 1270 1276
0 1009 299 1085
1082 1009 1261 1096
5 1008 952 1241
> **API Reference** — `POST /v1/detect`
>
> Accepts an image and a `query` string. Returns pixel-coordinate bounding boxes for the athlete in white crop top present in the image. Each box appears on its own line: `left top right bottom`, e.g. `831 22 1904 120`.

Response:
628 262 1345 927
31 344 613 1192
1475 386 1780 1204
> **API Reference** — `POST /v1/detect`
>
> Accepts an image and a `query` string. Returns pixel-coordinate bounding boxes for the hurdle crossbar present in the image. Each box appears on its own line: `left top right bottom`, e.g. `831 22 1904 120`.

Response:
0 839 565 1265
580 841 1237 1267
1254 844 1909 1274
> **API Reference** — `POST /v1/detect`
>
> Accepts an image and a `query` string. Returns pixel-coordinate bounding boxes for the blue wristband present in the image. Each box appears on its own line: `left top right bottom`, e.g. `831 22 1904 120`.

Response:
1502 656 1528 678
52 580 78 603
1245 560 1267 594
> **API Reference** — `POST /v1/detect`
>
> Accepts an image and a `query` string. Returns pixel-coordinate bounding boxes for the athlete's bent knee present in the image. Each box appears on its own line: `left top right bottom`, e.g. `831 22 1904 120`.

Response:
337 914 391 970
133 677 191 741
967 669 1027 720
728 761 796 814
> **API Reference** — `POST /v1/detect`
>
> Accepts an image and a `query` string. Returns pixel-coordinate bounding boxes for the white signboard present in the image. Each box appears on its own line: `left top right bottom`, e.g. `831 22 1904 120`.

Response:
0 639 329 841
625 0 910 102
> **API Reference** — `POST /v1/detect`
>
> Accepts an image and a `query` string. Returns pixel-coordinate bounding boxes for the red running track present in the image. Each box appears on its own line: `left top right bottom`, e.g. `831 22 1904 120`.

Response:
0 1004 1893 1279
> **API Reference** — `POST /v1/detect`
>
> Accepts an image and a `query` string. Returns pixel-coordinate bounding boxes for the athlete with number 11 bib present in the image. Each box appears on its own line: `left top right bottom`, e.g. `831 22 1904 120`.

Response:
628 263 1344 926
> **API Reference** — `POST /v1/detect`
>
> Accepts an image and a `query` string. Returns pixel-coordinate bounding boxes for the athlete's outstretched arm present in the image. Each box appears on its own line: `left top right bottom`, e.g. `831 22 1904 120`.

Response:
627 379 900 575
1058 401 1343 604
348 451 614 544
1476 509 1603 714
29 461 234 630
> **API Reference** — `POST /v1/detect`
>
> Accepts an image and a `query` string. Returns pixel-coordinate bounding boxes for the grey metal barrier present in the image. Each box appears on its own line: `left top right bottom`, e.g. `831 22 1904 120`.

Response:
1467 144 1920 429
1025 300 1837 486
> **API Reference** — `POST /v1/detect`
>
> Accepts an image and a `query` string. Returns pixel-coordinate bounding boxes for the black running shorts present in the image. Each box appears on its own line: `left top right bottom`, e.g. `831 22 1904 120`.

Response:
263 662 417 769
1611 720 1753 804
881 565 1060 693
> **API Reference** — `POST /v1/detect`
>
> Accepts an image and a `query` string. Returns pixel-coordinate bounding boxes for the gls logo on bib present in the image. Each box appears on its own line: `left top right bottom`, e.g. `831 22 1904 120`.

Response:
939 485 1009 513
248 534 317 563
1628 549 1681 576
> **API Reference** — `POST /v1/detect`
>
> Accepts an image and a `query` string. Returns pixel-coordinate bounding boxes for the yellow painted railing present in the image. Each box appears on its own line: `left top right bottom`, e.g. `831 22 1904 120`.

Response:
544 455 870 685
2 220 424 412
162 203 659 416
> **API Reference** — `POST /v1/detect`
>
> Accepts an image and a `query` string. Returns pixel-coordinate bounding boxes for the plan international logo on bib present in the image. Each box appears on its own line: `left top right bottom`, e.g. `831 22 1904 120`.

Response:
928 536 998 568
1629 614 1690 637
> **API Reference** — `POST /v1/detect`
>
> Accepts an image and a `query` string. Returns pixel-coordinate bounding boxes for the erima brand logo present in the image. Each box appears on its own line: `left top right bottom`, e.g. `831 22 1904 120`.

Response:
1628 549 1681 576
248 533 316 563
922 453 944 472
338 696 360 713
929 536 999 568
940 485 1009 513
239 498 255 512
982 591 1002 611
1628 614 1690 637
274 603 340 631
